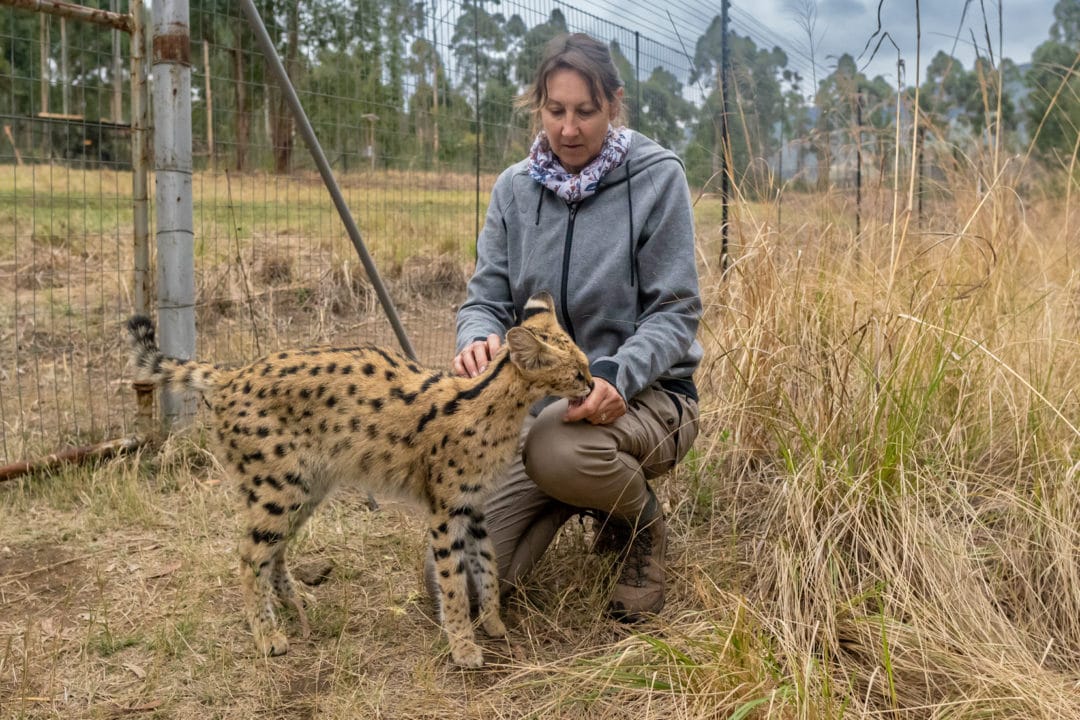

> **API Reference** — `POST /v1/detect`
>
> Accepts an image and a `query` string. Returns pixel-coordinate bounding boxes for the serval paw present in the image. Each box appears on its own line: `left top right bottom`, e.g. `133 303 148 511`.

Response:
481 615 507 639
254 628 290 657
449 639 484 668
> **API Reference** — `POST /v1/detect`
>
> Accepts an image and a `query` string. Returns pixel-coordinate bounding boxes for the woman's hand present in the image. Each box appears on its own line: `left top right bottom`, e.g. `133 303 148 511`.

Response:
453 334 501 378
564 377 625 425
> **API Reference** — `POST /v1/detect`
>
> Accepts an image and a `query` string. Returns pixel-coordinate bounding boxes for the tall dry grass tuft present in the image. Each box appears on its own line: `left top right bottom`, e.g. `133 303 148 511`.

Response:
688 125 1080 716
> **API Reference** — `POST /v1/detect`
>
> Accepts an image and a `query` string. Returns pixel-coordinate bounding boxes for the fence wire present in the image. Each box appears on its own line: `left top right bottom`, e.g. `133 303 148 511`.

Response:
1 0 952 464
1 3 136 463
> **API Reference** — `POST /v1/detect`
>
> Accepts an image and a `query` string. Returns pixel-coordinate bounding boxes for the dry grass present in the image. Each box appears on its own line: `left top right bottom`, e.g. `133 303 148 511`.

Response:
4 140 1080 718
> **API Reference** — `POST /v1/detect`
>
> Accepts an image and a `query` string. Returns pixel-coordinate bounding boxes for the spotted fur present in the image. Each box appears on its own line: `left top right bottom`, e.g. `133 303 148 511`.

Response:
127 292 592 667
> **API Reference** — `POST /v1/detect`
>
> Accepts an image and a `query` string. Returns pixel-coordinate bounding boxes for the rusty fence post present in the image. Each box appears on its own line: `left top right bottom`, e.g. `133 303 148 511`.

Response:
151 0 196 430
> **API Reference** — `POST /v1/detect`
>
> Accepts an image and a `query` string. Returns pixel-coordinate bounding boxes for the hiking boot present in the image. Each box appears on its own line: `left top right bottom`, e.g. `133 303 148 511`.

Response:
589 512 632 556
607 492 667 623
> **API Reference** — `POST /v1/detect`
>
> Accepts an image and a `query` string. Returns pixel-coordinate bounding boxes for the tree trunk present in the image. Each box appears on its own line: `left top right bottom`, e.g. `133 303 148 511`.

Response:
233 44 248 172
430 0 440 161
816 129 831 192
204 40 215 172
271 1 299 174
111 0 123 123
60 18 70 116
39 15 51 158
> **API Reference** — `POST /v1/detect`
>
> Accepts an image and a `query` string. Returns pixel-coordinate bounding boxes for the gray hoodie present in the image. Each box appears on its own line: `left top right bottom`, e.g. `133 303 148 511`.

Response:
457 131 702 403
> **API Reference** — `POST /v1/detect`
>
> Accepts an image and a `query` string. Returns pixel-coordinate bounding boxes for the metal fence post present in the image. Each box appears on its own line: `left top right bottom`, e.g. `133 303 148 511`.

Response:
856 92 863 238
720 0 730 273
130 0 154 437
152 0 196 428
634 31 641 129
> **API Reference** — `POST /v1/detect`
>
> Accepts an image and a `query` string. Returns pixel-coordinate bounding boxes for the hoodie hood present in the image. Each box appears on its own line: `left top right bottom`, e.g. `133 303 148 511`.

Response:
596 133 685 188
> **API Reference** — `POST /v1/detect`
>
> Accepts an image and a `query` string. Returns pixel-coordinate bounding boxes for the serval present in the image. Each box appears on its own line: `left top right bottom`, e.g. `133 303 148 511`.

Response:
127 292 593 667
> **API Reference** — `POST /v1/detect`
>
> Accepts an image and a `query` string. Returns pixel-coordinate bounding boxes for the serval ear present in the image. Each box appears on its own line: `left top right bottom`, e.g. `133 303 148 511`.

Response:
521 291 556 325
506 326 556 371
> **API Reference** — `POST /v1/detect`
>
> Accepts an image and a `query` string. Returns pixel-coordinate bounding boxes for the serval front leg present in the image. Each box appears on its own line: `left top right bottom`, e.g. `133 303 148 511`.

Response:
429 511 484 667
465 508 506 640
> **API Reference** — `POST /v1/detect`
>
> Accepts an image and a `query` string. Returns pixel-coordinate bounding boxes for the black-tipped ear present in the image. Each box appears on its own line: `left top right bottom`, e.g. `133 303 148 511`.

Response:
506 326 554 371
522 291 556 322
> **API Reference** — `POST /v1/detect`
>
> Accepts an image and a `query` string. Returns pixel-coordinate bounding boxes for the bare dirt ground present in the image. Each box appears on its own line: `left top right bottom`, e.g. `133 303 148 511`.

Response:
0 438 732 720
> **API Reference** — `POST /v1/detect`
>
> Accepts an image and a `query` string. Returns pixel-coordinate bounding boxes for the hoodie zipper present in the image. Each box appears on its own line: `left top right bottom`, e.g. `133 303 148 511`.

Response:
560 202 579 340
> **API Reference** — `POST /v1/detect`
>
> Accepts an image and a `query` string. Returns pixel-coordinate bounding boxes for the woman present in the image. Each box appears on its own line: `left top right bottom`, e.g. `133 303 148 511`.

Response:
450 32 701 622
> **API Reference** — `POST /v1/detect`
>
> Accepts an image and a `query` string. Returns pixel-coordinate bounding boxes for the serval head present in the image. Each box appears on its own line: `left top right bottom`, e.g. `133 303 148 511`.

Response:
506 291 593 400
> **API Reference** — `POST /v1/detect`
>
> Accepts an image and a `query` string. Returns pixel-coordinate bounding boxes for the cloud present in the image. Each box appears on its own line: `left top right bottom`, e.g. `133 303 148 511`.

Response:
819 0 867 16
802 0 1057 81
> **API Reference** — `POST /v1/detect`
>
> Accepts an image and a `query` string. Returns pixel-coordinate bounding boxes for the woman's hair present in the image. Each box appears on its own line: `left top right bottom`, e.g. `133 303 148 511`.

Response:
516 33 625 126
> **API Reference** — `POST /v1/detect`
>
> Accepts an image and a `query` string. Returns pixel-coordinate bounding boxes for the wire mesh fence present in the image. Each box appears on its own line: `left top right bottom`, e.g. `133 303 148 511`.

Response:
1 0 954 465
1 2 140 464
0 0 718 464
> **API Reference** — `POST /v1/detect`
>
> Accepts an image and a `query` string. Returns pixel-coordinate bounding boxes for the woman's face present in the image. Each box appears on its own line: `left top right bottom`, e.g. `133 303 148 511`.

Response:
540 68 622 174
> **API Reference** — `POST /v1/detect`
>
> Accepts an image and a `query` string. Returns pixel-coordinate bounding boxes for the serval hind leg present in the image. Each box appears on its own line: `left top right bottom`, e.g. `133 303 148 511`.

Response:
465 509 506 640
269 546 315 639
238 467 313 656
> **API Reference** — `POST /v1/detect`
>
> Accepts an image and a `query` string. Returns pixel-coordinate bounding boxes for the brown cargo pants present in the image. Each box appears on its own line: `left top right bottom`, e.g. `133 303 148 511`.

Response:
485 384 700 595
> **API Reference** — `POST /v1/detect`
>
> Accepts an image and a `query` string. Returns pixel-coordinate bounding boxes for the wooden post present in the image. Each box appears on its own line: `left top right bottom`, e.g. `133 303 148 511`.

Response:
203 39 214 172
60 17 69 116
111 0 123 123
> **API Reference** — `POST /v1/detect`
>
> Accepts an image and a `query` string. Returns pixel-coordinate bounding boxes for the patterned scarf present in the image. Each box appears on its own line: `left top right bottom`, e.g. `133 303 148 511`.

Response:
527 125 633 203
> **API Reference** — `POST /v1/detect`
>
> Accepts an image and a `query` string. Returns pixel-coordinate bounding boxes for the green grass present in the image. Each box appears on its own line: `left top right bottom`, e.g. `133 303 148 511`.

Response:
1 167 486 267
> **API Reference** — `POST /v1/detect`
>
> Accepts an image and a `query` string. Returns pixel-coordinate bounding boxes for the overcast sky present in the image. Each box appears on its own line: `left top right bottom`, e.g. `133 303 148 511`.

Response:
586 0 1060 88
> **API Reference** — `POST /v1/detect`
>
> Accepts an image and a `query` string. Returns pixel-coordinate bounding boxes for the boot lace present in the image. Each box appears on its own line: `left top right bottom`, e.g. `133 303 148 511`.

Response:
617 524 653 588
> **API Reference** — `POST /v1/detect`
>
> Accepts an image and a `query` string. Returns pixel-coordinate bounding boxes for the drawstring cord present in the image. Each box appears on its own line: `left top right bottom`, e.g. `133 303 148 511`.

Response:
626 158 636 287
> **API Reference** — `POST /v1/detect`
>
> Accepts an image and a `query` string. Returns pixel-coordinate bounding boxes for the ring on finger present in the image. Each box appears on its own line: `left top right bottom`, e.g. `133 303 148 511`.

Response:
599 412 607 423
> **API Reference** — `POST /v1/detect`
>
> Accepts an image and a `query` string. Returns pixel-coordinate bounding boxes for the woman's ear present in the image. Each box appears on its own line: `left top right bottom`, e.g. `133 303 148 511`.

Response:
610 87 625 122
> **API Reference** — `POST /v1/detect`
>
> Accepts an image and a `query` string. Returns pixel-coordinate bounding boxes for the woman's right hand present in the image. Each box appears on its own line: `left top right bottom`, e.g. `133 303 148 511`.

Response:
453 334 501 377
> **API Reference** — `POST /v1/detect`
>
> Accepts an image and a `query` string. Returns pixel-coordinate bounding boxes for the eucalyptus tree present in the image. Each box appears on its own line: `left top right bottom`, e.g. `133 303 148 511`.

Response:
814 53 892 189
451 0 524 168
687 21 789 193
191 0 283 170
637 66 695 150
919 50 1017 142
514 8 568 86
1024 0 1080 163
